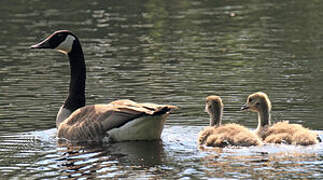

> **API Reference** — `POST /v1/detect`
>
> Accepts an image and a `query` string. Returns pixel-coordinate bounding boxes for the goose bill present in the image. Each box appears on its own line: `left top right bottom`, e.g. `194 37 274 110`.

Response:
30 38 51 49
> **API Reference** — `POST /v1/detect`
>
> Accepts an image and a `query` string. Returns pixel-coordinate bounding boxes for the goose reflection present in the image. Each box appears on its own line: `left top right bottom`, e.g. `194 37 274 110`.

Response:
56 140 165 178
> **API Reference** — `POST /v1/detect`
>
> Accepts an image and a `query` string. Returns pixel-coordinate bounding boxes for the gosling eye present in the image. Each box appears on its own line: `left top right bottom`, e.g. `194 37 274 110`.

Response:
248 98 253 103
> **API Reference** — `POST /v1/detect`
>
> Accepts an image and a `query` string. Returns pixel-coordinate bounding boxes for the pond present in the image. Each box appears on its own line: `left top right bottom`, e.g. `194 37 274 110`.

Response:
0 0 322 179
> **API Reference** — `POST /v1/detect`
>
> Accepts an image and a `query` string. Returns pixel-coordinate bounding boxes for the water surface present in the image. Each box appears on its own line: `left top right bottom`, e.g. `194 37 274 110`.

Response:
0 0 323 179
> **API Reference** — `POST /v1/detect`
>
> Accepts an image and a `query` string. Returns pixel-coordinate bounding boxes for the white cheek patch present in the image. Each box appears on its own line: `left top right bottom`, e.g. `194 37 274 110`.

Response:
55 35 75 54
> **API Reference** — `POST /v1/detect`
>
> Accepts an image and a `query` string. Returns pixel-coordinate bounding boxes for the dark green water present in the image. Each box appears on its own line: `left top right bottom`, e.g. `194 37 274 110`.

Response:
0 0 322 179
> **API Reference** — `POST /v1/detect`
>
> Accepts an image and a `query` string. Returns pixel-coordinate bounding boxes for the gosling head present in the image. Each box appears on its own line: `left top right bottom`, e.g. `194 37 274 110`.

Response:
205 95 223 126
30 30 77 55
241 92 272 113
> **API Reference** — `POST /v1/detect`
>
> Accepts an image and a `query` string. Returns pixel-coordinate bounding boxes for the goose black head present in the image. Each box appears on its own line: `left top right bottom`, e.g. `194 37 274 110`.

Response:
31 30 77 55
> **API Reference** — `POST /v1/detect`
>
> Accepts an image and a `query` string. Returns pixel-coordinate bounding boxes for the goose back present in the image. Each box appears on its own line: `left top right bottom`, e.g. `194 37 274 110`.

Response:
57 99 176 142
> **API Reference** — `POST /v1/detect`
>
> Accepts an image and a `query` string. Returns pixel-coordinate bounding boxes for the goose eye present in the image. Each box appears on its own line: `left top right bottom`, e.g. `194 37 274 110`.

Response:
248 98 253 103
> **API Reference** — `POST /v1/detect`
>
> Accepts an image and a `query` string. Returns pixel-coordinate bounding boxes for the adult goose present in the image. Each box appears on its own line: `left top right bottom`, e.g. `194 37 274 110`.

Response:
241 92 321 145
198 95 262 147
31 30 176 142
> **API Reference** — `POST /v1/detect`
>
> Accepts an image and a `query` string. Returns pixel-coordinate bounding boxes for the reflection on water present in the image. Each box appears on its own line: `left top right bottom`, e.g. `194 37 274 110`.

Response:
1 0 323 179
0 127 322 179
57 141 165 179
201 149 323 179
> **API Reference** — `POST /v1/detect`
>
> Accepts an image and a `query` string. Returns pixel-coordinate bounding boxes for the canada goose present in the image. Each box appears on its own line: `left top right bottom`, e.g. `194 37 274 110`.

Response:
241 92 321 145
30 30 176 142
198 96 262 147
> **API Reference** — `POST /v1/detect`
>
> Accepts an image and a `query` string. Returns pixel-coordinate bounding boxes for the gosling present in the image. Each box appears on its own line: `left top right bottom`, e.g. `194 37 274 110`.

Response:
198 95 263 147
241 92 321 146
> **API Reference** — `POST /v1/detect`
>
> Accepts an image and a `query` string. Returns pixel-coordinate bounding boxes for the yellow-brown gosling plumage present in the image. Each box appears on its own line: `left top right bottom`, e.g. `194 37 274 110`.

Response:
31 30 177 142
198 95 262 147
241 92 321 146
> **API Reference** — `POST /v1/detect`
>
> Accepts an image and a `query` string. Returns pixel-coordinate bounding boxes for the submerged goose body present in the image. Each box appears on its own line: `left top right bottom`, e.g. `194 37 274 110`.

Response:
241 92 321 146
198 96 262 147
31 30 176 142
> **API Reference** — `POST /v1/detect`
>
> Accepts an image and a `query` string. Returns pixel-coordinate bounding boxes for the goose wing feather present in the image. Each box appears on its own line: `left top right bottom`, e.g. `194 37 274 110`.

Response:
57 99 176 141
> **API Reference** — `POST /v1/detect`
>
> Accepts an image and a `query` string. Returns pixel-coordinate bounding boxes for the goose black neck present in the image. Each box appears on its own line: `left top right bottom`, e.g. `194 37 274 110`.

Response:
63 39 86 112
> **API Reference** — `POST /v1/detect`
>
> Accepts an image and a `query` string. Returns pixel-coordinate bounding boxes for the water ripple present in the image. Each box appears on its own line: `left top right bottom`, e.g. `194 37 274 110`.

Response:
1 0 323 179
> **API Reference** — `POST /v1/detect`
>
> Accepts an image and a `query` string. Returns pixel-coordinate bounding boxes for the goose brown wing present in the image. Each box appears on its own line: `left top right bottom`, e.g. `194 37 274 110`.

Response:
57 100 176 141
104 100 177 128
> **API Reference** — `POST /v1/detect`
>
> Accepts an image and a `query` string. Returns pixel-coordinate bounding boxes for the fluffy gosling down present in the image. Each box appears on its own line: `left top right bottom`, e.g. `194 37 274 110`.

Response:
31 30 177 142
241 92 321 146
198 96 262 147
